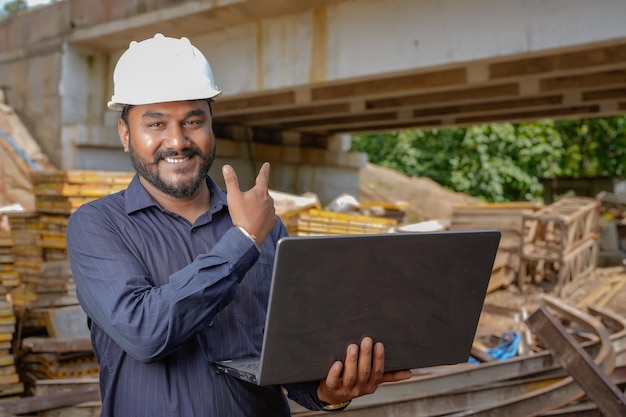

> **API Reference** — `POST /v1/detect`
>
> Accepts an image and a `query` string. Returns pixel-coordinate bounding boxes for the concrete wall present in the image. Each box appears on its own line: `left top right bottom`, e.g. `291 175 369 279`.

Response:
0 1 365 203
178 0 626 96
0 3 66 167
2 0 626 204
325 0 626 79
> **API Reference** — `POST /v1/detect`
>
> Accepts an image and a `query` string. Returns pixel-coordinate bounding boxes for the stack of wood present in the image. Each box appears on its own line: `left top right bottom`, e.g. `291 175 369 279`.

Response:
449 202 544 292
0 229 24 399
280 208 397 236
29 375 100 417
5 170 132 398
0 301 23 398
32 170 134 262
271 190 401 236
6 212 43 305
19 305 97 395
9 170 134 308
518 196 600 295
18 261 77 311
20 349 99 383
359 201 408 224
31 170 134 217
0 228 19 288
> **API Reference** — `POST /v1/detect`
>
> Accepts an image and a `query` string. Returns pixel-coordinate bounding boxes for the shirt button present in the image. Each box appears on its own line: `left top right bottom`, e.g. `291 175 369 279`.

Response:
209 321 214 327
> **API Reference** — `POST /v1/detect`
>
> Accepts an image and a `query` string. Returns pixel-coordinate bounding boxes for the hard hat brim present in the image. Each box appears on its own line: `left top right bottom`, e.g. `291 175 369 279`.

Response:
107 89 222 111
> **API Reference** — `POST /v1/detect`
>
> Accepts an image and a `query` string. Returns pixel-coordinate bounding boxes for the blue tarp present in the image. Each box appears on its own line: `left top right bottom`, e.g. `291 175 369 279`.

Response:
487 332 521 360
469 331 521 364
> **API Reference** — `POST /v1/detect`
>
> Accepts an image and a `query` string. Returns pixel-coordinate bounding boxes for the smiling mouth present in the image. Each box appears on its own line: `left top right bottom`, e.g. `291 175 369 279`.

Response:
164 156 191 164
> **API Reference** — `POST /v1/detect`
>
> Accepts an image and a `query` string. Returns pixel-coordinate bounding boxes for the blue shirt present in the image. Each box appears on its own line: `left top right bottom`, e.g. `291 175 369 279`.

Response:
66 175 323 417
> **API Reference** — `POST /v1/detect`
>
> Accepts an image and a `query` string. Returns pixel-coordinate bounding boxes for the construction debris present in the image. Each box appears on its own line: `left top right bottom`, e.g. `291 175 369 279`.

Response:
0 163 624 416
519 197 600 295
0 170 134 403
292 295 626 416
0 91 56 213
449 202 545 292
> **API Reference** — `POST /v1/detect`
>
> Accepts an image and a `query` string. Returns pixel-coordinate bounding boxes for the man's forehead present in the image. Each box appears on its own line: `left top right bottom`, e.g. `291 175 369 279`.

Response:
133 100 210 117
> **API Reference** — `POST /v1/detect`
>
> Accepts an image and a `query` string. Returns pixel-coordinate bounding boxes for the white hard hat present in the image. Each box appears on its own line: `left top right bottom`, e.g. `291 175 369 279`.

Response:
108 33 222 111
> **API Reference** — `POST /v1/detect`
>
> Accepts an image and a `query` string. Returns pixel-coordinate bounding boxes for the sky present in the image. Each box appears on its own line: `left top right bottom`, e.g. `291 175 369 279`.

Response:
0 0 52 9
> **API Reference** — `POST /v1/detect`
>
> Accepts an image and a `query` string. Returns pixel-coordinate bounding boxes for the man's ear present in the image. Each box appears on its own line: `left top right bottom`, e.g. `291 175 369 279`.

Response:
118 119 130 153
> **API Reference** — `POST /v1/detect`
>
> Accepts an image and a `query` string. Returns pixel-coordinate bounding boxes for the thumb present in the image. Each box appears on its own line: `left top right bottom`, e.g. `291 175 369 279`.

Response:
255 162 271 188
222 164 241 196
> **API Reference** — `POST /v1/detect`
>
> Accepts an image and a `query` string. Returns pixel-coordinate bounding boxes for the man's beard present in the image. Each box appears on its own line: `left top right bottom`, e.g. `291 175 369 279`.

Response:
128 134 215 199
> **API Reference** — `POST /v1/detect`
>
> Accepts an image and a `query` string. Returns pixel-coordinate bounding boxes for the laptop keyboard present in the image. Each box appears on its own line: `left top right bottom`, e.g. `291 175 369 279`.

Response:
236 361 260 372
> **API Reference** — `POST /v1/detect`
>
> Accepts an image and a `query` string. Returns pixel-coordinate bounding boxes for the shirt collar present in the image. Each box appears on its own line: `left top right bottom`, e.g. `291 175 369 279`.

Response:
124 174 228 215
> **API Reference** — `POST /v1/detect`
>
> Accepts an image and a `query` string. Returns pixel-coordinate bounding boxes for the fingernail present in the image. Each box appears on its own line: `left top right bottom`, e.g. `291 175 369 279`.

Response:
350 345 358 355
222 165 231 175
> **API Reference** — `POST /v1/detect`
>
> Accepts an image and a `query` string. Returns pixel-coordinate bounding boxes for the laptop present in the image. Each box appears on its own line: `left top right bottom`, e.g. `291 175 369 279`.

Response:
214 229 501 386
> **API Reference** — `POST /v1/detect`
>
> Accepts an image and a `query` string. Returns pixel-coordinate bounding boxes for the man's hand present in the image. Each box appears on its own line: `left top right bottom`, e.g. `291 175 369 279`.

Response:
317 337 412 406
222 162 276 244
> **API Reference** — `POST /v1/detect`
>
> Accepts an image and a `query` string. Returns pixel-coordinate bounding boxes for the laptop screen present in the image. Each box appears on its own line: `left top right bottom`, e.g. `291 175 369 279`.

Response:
254 230 500 385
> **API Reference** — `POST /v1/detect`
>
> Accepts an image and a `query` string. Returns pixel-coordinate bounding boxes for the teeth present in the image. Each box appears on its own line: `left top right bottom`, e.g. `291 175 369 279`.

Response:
164 157 190 164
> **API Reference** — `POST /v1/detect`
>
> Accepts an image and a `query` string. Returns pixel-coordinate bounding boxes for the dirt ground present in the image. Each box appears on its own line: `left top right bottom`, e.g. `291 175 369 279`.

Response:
477 266 626 354
358 163 481 224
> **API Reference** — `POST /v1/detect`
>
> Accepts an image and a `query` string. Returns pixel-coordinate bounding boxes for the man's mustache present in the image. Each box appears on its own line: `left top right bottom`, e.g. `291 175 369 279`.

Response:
152 148 202 164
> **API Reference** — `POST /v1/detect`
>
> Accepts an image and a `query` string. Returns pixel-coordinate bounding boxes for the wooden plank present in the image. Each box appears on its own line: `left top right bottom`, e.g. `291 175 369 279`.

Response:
30 170 133 185
490 44 626 78
0 387 100 415
34 377 99 395
37 405 101 417
311 68 467 101
527 306 626 417
22 337 92 353
33 377 101 416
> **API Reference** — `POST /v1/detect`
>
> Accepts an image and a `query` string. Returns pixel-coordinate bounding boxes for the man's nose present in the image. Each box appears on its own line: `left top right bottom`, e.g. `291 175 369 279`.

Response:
163 123 189 149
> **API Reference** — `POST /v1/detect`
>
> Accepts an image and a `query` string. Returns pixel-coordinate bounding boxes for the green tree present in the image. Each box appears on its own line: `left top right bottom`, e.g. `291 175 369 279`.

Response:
352 120 566 202
353 116 626 203
1 0 28 17
555 116 626 177
447 123 562 202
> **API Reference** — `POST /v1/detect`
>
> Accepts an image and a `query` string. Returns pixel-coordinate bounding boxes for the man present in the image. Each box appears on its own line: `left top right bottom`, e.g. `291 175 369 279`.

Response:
66 34 411 416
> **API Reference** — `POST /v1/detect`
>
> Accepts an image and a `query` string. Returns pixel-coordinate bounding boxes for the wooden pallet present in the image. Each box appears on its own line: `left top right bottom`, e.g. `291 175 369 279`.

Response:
451 202 543 251
518 237 598 296
521 196 600 256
